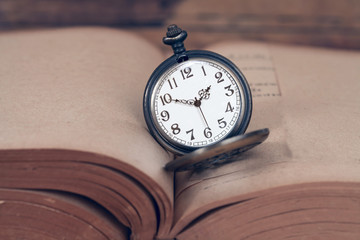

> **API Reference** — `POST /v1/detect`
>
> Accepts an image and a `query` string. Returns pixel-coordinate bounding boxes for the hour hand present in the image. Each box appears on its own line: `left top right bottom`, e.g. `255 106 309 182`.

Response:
173 98 195 106
198 85 211 100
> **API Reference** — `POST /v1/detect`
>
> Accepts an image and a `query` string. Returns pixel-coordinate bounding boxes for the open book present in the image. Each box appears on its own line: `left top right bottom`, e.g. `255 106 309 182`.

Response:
1 27 359 240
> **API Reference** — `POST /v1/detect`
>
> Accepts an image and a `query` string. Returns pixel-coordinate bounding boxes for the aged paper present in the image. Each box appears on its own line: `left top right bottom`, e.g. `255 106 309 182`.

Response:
0 27 174 237
172 41 360 233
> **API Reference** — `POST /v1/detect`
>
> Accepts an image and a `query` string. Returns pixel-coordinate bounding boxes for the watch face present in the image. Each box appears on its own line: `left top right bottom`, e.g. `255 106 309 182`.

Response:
144 51 251 154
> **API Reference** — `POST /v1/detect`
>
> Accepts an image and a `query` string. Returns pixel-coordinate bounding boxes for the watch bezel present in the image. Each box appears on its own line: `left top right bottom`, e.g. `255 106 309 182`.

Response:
143 50 252 155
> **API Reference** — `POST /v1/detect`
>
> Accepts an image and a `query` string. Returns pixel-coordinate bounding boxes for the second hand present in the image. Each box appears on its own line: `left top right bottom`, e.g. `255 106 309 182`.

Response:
194 97 210 128
198 105 209 128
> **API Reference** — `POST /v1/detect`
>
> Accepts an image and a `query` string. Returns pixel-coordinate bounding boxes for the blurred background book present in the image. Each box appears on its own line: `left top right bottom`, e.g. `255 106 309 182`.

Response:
1 0 359 49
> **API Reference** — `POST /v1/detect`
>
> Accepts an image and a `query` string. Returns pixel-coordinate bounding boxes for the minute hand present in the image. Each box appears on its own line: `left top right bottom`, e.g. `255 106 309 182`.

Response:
173 98 195 105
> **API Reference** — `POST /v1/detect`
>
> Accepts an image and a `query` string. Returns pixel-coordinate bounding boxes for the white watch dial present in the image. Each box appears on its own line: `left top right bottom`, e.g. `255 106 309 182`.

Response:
151 58 245 150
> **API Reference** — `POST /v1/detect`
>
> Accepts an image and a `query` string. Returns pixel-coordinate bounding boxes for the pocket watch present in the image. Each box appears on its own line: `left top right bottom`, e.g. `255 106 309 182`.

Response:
143 25 268 171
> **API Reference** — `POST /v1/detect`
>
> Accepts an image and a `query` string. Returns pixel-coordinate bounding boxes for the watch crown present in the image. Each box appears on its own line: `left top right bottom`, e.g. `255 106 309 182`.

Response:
166 24 183 37
163 24 188 61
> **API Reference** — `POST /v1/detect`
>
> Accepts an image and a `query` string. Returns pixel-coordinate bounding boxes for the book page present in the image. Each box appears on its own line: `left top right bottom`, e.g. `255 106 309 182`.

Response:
172 41 360 233
0 188 129 240
0 27 174 237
